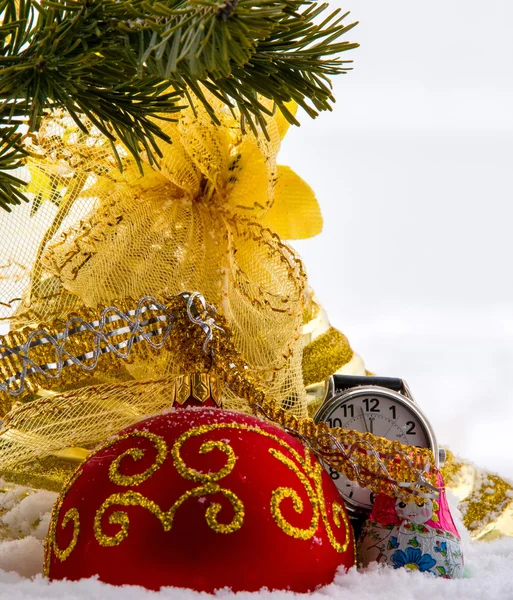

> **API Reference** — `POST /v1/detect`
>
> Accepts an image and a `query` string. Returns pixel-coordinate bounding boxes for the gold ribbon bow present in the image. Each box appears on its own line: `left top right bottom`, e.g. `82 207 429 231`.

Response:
0 94 323 417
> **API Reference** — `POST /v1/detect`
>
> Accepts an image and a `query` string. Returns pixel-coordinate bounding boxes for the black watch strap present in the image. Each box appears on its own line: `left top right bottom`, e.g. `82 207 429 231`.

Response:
332 374 403 394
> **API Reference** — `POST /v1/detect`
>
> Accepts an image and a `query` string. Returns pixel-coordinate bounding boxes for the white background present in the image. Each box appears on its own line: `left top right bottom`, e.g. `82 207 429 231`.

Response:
281 1 513 477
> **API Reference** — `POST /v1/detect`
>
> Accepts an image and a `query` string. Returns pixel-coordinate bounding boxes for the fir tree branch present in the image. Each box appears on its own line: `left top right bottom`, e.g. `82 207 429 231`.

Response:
0 0 359 211
0 127 28 212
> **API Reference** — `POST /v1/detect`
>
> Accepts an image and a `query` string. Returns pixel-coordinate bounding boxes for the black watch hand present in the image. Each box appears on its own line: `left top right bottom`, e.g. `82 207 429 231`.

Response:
360 407 371 433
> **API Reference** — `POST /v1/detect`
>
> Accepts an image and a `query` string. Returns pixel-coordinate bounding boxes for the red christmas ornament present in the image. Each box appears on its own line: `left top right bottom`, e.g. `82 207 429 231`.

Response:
45 407 355 592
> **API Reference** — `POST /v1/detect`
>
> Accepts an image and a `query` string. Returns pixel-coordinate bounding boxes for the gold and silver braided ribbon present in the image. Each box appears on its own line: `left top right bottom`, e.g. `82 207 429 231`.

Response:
0 292 439 501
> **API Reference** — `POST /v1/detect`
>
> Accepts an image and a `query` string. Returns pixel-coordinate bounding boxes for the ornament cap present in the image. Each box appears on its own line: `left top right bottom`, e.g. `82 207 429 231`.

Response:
172 373 222 408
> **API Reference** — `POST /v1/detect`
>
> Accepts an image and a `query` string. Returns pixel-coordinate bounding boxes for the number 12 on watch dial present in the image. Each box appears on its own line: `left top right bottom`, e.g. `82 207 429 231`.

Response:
319 390 430 512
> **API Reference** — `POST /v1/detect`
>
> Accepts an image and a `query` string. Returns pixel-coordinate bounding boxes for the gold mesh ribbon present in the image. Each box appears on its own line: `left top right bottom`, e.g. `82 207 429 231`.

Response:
0 93 439 503
0 293 438 502
0 94 323 418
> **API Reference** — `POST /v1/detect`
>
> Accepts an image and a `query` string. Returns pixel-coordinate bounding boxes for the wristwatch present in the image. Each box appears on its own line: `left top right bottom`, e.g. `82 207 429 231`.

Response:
313 374 445 516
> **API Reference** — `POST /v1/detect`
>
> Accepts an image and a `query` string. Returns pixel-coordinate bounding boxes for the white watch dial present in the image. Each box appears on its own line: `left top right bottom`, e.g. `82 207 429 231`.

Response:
321 391 430 511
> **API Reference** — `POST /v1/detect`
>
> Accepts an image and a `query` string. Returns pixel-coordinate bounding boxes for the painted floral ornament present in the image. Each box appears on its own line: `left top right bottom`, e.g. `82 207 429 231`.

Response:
45 407 355 592
357 474 464 578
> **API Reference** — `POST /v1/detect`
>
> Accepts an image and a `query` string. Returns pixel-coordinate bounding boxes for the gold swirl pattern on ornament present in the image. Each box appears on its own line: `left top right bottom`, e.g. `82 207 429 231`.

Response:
312 465 353 555
171 434 237 483
44 469 82 573
100 431 168 487
269 445 352 553
328 502 353 554
94 485 245 546
93 427 245 546
172 422 351 552
53 508 80 561
269 447 319 540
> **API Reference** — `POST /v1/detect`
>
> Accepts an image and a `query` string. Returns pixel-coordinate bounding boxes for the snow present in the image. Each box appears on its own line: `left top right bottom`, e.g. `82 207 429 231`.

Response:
0 545 508 600
0 482 510 599
0 534 512 599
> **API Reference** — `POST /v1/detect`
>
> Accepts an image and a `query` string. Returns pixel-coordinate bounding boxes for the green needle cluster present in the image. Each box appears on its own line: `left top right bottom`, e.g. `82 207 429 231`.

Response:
0 0 358 212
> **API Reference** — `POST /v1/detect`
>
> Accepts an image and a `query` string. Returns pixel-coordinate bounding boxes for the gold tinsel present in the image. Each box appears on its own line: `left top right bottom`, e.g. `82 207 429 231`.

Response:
303 327 354 387
0 294 437 502
441 450 513 540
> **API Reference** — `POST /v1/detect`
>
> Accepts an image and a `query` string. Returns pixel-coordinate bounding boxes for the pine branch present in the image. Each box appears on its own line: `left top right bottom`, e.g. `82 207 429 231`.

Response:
0 127 27 212
127 0 358 130
0 0 359 211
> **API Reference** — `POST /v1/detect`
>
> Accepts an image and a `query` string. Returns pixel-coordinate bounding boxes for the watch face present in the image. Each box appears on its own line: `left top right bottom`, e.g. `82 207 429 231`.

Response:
316 387 434 513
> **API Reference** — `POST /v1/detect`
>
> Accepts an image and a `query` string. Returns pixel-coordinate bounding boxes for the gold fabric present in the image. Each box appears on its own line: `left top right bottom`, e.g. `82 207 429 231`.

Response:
303 327 354 387
0 95 325 420
441 451 513 540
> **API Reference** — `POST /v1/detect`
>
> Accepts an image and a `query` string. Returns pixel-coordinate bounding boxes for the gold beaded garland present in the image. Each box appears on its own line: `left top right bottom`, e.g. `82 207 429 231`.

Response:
441 450 513 539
